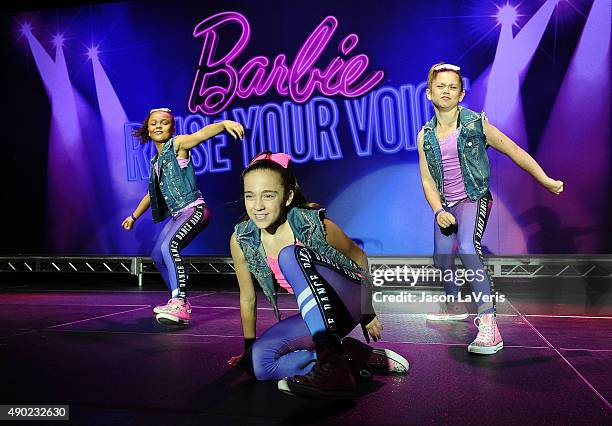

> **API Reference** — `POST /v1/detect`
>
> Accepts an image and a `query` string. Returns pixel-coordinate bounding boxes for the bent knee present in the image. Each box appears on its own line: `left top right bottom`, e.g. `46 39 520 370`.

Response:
251 342 276 381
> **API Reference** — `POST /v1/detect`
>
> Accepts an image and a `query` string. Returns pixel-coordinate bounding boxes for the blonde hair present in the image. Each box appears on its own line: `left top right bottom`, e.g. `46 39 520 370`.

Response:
427 61 464 91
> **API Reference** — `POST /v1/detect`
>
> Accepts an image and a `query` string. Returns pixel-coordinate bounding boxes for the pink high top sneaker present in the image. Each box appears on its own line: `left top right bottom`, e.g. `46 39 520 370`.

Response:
153 297 192 314
468 313 503 355
154 298 191 326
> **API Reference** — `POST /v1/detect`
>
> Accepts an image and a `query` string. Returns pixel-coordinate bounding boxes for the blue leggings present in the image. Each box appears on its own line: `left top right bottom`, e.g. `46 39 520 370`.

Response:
249 245 367 381
434 193 495 314
151 204 210 299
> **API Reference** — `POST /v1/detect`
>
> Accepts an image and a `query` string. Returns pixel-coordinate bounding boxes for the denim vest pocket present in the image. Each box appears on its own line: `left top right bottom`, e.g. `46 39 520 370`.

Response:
464 137 481 158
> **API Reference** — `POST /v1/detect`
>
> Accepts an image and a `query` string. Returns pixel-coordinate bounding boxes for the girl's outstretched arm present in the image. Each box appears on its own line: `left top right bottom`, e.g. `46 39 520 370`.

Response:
484 121 564 195
174 120 245 151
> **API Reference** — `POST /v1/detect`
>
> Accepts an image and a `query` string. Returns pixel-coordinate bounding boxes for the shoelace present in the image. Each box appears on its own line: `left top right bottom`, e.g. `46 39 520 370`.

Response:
162 299 186 312
473 317 494 343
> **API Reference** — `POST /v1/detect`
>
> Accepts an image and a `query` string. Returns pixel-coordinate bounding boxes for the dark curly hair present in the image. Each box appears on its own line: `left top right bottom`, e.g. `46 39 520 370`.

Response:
131 111 175 144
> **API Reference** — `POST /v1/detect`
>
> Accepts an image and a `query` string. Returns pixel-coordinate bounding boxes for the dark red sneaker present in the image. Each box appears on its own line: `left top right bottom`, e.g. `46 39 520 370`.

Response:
278 345 357 399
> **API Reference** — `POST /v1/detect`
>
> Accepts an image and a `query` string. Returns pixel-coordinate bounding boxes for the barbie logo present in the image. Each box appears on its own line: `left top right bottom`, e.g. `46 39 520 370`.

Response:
188 12 385 115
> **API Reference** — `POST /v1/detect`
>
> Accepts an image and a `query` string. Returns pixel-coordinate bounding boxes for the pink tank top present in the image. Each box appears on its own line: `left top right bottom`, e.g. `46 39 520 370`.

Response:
439 129 468 202
265 240 303 294
155 157 190 175
267 256 294 294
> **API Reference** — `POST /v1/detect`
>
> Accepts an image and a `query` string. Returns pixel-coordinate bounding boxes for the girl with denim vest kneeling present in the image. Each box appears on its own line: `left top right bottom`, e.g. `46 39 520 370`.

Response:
122 108 244 326
228 152 409 400
418 63 564 354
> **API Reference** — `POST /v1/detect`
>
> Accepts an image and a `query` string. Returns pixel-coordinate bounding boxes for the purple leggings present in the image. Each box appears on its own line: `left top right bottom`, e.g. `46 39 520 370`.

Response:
249 246 366 381
434 193 495 314
151 204 210 299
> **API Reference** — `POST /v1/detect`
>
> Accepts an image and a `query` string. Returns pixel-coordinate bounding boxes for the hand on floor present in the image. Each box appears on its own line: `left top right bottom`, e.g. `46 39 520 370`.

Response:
227 353 243 367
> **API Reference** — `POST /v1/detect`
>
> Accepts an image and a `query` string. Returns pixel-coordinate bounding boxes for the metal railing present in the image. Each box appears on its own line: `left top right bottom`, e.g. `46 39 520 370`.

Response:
1 255 610 287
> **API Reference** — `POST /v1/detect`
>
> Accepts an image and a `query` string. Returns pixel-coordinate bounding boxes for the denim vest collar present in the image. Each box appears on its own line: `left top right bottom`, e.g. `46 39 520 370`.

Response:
422 106 480 132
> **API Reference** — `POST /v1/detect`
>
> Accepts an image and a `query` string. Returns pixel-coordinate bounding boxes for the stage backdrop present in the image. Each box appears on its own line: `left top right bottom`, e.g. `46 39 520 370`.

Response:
1 0 610 256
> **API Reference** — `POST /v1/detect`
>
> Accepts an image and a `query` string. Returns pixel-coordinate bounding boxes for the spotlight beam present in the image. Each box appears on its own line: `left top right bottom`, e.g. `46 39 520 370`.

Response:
535 0 611 255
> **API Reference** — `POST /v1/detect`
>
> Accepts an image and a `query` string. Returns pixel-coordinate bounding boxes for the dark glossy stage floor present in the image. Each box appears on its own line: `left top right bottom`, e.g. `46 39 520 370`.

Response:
1 276 611 425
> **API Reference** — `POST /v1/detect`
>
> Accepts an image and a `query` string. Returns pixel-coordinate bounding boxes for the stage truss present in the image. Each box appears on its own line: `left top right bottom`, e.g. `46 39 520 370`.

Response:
1 256 611 286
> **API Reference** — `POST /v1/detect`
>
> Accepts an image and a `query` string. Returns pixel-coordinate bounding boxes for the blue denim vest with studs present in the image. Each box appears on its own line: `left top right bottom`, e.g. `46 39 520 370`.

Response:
234 207 363 320
422 107 490 205
148 137 202 223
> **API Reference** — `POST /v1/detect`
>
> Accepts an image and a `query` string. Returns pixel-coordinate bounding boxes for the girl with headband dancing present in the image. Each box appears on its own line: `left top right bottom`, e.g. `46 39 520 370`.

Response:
418 63 563 354
122 108 244 326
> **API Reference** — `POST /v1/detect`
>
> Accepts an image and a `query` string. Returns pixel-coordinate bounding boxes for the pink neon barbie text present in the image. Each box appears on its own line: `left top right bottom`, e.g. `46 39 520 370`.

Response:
189 12 385 115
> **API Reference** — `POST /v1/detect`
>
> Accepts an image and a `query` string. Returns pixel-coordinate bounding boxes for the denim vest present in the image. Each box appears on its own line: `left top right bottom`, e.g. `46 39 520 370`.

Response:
234 207 364 320
422 107 490 205
148 137 202 223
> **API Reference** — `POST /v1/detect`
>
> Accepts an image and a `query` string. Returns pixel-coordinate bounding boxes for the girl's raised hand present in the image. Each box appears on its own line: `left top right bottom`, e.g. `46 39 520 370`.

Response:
223 120 245 140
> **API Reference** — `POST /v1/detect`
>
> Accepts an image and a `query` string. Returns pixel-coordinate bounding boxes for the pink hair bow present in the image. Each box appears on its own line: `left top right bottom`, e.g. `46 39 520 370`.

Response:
250 152 292 168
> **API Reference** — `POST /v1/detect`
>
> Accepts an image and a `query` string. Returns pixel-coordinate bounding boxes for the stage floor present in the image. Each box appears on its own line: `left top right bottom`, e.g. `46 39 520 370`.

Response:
1 279 610 425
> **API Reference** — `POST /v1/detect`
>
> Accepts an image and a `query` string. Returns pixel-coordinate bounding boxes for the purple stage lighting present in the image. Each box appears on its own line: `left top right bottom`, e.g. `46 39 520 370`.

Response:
86 45 99 60
496 4 518 26
20 22 32 36
52 34 65 48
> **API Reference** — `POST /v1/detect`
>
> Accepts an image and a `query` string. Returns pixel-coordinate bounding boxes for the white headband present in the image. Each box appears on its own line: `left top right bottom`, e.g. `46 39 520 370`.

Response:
149 107 172 114
433 63 461 72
